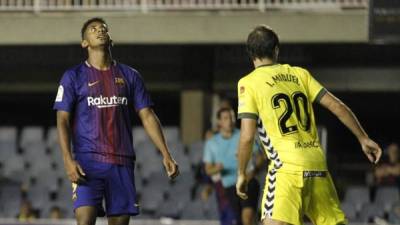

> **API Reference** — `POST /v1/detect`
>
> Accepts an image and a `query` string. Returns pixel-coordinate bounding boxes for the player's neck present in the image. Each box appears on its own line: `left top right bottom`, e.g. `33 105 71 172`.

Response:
87 48 113 70
253 58 276 68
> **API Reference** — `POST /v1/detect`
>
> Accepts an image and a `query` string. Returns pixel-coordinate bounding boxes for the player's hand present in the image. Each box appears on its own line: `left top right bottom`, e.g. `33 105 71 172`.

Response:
64 159 86 183
163 156 179 180
236 173 248 200
360 137 382 164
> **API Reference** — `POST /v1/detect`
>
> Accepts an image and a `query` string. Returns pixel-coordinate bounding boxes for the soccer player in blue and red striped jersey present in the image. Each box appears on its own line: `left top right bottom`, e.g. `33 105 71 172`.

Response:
54 17 179 225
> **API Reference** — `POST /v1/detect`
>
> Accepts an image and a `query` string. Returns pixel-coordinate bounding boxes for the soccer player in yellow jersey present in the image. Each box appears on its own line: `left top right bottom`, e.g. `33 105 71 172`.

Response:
235 25 383 225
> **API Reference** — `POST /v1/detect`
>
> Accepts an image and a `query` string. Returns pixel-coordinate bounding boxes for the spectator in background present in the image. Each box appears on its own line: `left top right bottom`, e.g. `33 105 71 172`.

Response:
49 206 63 219
374 143 400 186
17 200 37 222
205 97 233 140
203 107 262 225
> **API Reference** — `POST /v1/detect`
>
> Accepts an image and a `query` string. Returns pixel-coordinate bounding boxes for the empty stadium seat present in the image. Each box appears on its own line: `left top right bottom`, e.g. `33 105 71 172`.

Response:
2 155 25 178
46 126 58 150
203 192 219 220
156 198 183 219
375 186 400 211
0 126 18 161
19 126 45 150
359 203 385 222
141 185 165 213
180 199 206 220
340 201 357 222
132 127 150 146
27 185 51 209
27 158 53 177
188 141 204 166
163 126 180 144
344 186 370 211
0 182 21 218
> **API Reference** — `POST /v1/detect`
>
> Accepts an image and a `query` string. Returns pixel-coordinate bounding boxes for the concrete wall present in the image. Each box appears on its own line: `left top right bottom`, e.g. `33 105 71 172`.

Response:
0 10 367 44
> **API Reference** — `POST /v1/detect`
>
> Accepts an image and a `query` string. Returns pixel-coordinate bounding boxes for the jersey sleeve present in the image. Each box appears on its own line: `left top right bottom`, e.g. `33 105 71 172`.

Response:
202 140 215 163
237 78 258 120
302 68 327 103
132 71 154 111
53 71 76 112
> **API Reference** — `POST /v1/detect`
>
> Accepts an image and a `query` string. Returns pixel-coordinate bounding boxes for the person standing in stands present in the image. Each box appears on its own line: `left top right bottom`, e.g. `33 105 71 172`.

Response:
204 107 261 225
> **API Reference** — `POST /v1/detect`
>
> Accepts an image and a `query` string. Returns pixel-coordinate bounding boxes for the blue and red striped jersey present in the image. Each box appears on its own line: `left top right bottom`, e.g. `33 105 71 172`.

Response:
53 61 153 165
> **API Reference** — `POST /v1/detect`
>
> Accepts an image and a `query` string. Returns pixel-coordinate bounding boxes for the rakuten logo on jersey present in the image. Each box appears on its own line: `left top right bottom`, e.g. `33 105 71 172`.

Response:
87 95 128 108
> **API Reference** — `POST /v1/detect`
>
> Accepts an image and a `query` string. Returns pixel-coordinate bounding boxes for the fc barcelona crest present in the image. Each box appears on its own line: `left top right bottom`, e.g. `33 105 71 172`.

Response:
115 77 125 86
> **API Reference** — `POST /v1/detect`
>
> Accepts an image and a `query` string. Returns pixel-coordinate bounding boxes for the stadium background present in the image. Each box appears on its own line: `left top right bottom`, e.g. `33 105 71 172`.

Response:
1 0 400 224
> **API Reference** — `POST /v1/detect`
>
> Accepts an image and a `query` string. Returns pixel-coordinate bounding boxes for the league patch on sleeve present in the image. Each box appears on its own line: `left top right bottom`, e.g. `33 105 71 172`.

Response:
55 85 64 102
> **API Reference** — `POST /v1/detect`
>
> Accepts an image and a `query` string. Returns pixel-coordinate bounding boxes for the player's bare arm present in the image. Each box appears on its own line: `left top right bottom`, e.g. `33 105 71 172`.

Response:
236 118 257 200
56 110 86 183
138 107 179 179
204 162 224 176
319 91 382 164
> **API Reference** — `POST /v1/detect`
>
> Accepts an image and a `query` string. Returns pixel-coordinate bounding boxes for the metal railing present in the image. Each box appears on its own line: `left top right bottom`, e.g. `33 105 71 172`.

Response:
0 0 368 12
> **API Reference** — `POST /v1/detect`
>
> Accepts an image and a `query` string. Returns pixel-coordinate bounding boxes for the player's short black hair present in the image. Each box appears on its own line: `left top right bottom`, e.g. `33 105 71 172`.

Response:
81 17 108 40
217 107 234 120
246 25 280 61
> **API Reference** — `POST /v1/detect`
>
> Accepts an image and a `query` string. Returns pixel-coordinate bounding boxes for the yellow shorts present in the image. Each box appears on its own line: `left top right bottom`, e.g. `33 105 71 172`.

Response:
261 169 347 225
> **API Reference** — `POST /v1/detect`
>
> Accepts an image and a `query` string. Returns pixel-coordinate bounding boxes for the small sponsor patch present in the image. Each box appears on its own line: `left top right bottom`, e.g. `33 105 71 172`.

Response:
303 171 327 178
55 85 64 102
240 86 245 94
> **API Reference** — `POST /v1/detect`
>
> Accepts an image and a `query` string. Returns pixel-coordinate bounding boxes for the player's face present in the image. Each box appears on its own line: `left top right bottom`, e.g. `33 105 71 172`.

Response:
218 111 235 132
388 143 399 163
82 21 111 48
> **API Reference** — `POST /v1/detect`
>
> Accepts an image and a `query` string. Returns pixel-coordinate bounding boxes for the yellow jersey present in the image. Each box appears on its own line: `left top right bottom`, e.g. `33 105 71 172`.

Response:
238 64 328 171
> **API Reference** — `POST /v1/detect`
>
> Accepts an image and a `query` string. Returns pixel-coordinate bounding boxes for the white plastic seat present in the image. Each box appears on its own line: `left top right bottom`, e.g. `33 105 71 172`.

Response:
0 126 18 160
188 141 204 166
132 127 149 147
180 199 206 220
20 126 45 150
341 201 358 222
344 186 370 211
359 203 385 222
375 186 400 211
163 126 180 144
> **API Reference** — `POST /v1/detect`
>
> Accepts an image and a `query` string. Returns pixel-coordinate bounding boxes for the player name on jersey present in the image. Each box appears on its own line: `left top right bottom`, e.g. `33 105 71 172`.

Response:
266 73 300 87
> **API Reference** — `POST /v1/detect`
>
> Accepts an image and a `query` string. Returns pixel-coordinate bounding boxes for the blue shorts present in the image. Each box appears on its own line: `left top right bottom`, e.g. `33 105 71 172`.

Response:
72 155 139 217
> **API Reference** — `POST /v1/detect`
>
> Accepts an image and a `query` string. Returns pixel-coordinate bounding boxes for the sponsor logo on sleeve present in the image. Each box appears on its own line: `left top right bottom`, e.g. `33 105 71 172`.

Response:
55 85 64 102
